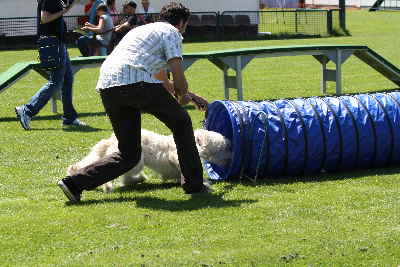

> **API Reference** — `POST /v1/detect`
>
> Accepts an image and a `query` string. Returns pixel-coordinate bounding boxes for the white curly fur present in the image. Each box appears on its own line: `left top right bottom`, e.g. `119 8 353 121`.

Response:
67 129 231 192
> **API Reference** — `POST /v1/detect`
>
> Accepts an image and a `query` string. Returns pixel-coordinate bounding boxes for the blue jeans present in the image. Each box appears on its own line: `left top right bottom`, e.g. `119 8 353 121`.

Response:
98 46 108 56
76 36 91 57
77 36 108 57
24 44 78 124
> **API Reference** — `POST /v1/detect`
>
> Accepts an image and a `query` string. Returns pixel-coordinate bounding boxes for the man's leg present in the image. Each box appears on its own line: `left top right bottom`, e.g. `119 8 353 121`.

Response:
76 35 92 57
144 84 205 193
23 45 68 118
60 49 78 124
63 88 142 192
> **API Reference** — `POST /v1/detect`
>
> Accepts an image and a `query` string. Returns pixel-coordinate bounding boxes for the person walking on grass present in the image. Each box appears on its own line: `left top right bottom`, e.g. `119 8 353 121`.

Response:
58 2 211 203
15 0 86 130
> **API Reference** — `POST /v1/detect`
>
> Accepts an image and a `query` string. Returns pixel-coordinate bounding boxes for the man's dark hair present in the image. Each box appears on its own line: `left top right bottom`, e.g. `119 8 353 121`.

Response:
124 1 137 9
106 0 115 6
96 3 109 12
159 2 190 26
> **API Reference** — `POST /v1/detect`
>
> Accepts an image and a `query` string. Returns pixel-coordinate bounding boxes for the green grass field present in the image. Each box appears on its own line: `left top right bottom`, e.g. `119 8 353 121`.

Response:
0 10 399 266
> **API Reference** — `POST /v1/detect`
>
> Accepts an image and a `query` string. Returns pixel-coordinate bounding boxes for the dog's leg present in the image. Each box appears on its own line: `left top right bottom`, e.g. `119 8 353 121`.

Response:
103 182 114 193
121 152 147 186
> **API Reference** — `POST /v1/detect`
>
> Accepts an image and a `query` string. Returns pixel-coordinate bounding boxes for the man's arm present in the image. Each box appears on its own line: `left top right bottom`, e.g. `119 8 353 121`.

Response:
114 22 132 32
168 58 191 105
153 69 175 95
41 2 74 24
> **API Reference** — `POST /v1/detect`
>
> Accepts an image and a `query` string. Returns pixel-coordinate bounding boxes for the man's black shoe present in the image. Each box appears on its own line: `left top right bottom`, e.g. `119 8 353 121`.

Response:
57 178 81 203
184 183 213 195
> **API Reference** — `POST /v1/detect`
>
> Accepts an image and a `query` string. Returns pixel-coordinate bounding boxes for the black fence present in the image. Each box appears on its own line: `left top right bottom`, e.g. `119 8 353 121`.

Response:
330 9 343 34
227 9 331 38
0 9 345 48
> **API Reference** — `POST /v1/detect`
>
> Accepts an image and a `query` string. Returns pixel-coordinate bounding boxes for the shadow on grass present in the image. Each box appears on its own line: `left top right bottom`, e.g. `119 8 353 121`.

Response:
64 167 400 208
135 193 255 211
72 183 256 210
234 165 400 187
0 108 198 122
73 192 255 211
115 182 178 193
1 111 108 132
61 125 106 133
0 111 107 123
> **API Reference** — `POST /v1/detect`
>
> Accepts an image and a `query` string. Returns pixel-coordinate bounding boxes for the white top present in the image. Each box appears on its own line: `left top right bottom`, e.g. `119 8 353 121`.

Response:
137 6 156 14
95 13 114 46
96 22 183 90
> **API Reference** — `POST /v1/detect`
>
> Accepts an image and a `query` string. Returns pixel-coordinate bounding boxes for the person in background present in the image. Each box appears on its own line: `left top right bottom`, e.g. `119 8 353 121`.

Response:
78 0 95 25
88 0 106 25
114 1 140 33
111 1 141 51
57 2 211 203
106 0 119 25
15 0 86 130
137 0 155 24
81 4 114 56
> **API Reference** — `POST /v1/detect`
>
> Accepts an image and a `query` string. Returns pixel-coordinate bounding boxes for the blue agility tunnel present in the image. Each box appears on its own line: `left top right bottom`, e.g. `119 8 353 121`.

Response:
204 92 400 181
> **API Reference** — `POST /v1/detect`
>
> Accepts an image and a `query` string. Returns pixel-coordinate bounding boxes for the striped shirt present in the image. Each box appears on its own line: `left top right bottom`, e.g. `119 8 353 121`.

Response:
96 22 183 91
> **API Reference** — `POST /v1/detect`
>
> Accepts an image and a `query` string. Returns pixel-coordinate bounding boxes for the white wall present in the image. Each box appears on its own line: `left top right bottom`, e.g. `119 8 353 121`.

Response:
152 0 259 12
0 0 259 18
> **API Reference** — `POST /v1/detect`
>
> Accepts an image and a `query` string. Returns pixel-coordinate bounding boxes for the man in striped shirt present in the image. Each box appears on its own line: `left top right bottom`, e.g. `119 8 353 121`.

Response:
58 2 211 203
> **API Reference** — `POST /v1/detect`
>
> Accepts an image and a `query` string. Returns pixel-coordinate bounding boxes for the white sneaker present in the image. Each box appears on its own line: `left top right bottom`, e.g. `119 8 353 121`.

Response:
63 119 87 127
15 106 31 130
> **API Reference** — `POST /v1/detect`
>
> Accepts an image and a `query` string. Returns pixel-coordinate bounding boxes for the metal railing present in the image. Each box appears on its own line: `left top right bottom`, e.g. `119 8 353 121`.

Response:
329 9 344 35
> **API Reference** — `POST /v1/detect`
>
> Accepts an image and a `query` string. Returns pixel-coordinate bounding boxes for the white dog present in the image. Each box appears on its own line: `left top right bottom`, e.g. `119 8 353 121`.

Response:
67 129 231 192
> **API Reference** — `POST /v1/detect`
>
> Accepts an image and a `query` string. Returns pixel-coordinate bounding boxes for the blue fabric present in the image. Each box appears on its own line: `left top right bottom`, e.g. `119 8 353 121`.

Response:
204 92 400 181
98 46 108 56
76 35 92 57
24 44 77 124
387 92 400 164
89 0 106 26
77 35 108 57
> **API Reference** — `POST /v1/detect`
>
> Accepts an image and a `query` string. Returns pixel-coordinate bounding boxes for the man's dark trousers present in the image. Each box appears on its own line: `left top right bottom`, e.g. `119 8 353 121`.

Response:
68 82 204 193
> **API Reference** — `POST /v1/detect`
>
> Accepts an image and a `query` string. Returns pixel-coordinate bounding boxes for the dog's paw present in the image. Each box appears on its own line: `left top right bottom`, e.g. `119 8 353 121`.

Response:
121 171 148 186
102 182 113 193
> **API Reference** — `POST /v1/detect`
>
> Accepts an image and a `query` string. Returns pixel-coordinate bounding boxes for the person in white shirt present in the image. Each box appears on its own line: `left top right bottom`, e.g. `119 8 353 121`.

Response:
137 0 155 24
58 2 211 203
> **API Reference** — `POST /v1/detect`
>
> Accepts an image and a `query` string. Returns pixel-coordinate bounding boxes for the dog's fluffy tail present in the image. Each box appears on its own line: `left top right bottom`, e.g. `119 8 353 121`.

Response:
67 138 111 176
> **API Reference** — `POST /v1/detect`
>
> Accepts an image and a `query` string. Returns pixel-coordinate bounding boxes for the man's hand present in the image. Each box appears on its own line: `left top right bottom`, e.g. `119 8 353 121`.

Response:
114 25 123 32
163 80 175 95
189 92 208 111
178 93 191 105
168 58 188 97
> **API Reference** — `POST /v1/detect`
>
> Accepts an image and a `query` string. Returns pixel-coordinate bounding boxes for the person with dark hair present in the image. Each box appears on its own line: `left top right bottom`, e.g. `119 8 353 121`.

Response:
15 0 86 130
110 1 141 51
88 0 106 25
58 2 211 203
114 1 140 34
81 3 114 56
